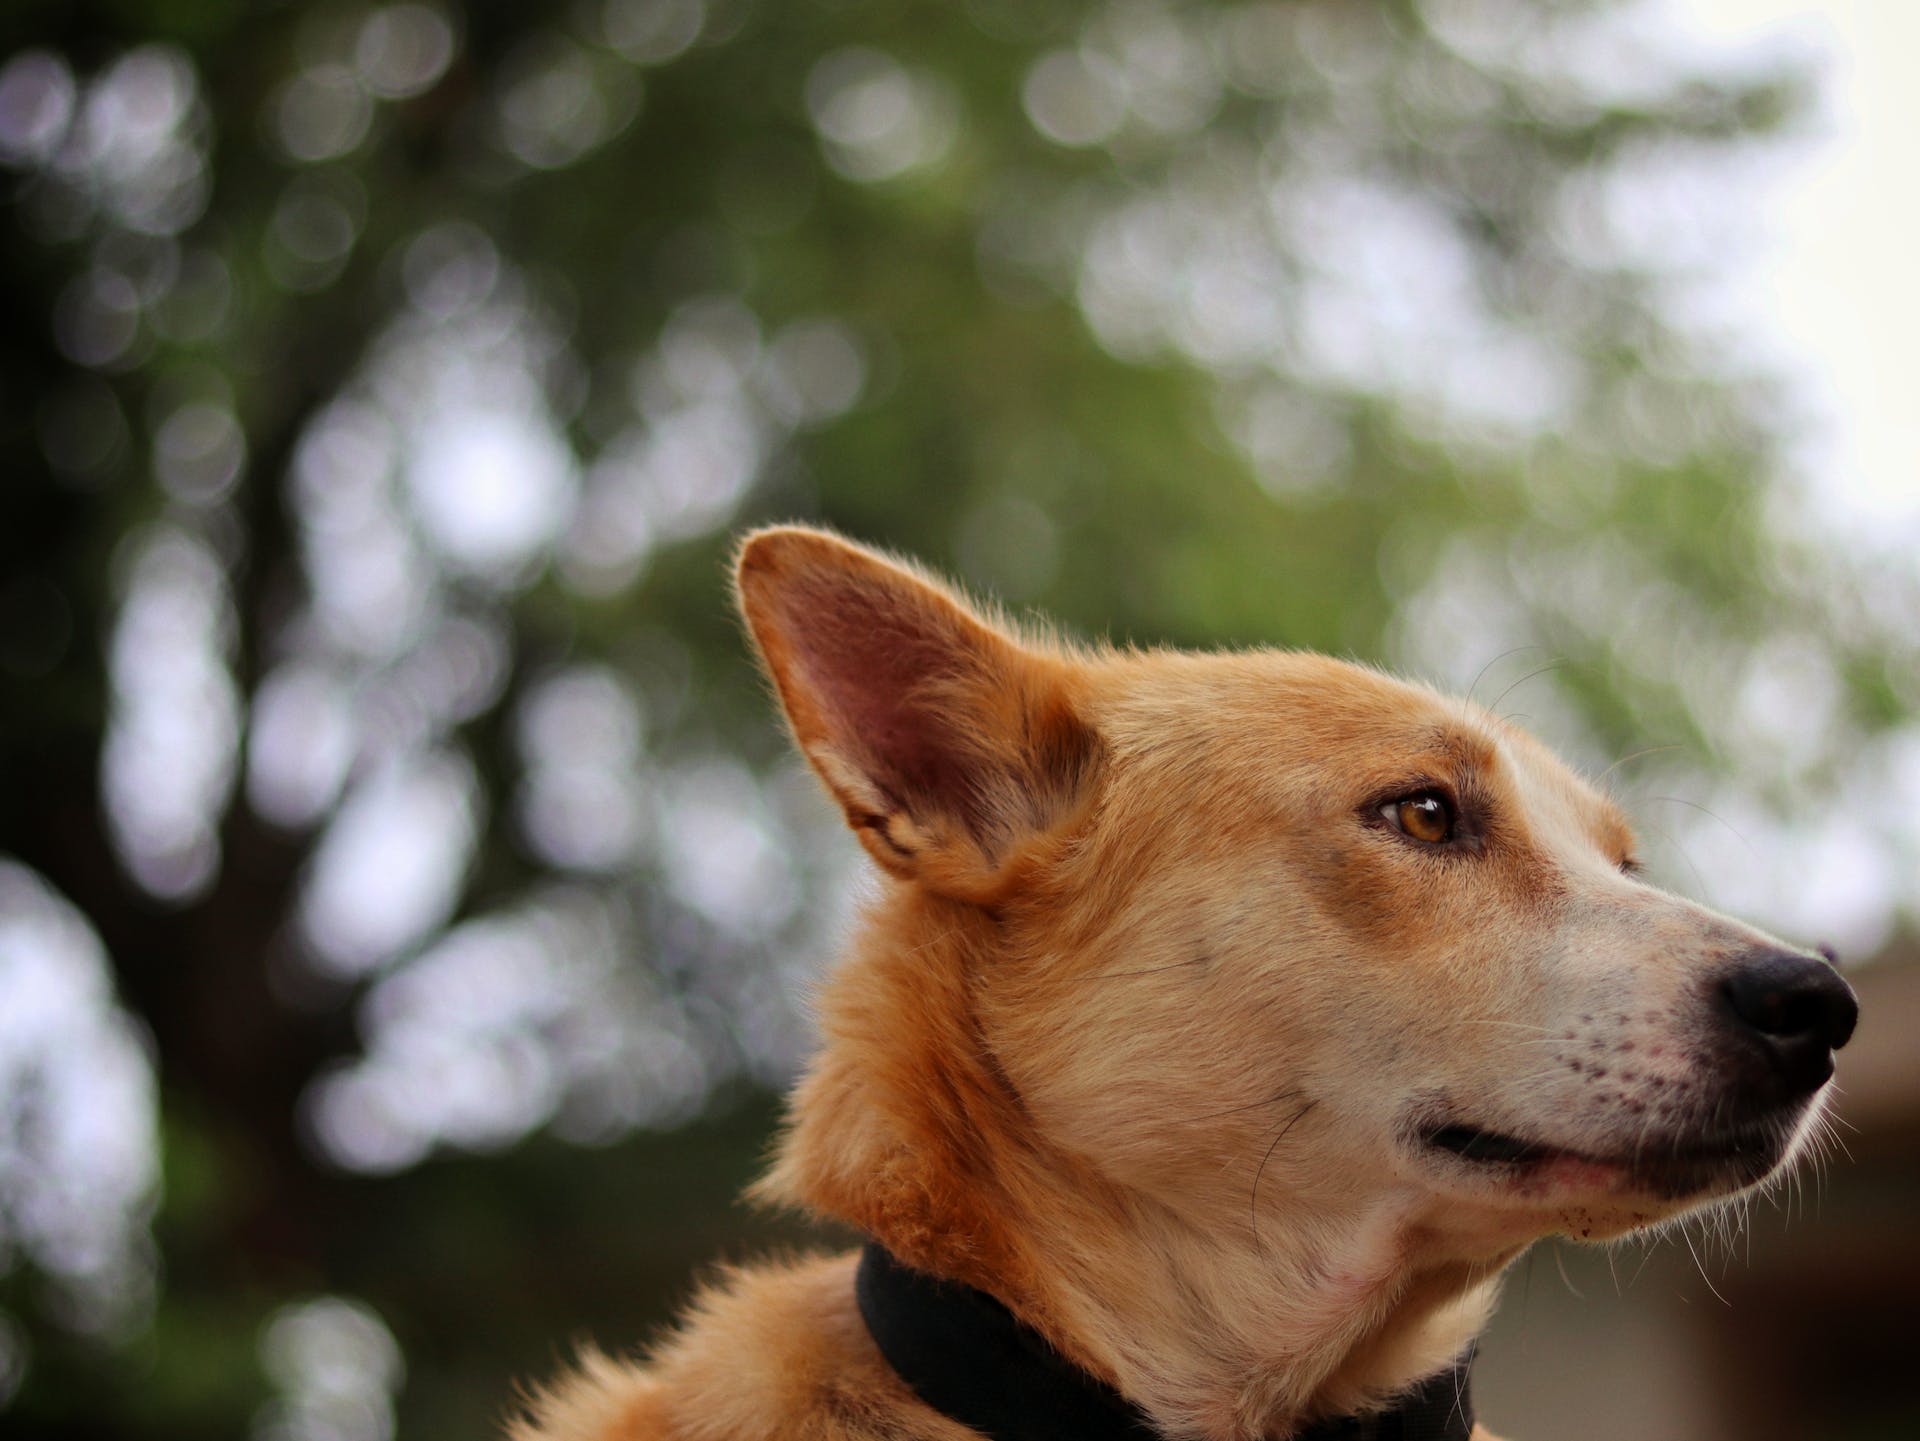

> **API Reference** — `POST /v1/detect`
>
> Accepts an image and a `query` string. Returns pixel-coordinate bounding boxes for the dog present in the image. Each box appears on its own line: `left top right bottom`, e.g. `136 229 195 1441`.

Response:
511 525 1858 1441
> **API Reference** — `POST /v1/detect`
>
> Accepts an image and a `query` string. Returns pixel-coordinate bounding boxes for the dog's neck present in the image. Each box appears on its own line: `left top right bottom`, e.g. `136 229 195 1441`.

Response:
758 893 1514 1441
854 1241 1480 1441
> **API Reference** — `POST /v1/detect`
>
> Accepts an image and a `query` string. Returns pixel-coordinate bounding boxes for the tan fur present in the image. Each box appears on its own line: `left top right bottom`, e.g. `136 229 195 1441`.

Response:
512 527 1842 1441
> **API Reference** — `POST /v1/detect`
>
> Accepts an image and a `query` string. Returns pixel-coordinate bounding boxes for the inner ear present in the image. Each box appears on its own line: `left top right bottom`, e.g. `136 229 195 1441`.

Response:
735 526 1100 895
781 575 1001 841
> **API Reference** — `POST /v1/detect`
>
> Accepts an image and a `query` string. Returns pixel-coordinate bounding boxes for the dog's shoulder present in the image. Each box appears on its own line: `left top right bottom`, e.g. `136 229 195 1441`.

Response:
510 1250 978 1441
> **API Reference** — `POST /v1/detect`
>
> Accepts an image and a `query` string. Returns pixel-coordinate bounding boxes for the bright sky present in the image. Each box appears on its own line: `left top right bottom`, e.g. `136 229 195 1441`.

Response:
1668 0 1920 539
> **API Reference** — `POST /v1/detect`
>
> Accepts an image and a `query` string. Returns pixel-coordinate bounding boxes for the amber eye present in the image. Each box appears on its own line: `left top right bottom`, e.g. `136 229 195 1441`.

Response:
1384 791 1454 845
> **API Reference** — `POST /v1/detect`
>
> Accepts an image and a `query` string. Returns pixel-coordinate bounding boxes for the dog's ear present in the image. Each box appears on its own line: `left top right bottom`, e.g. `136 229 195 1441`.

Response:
735 526 1100 902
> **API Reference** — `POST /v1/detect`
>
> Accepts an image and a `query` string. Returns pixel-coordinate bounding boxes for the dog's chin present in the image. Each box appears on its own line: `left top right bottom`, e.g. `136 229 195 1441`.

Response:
1410 1110 1801 1212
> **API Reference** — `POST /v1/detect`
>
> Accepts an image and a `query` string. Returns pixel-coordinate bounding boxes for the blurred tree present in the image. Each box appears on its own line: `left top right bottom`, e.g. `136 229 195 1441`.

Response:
0 0 1914 1436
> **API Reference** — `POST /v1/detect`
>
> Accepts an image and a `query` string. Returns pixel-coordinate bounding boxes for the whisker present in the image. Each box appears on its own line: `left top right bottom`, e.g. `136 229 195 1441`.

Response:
1453 1018 1560 1036
1448 1343 1473 1436
1489 659 1568 717
1249 1100 1318 1254
1680 1223 1730 1307
1644 795 1759 859
1594 744 1682 790
1188 1088 1308 1124
1821 1105 1858 1160
1635 819 1709 898
1465 645 1544 711
1626 1232 1662 1290
1550 1242 1583 1300
1517 1248 1537 1339
902 928 963 958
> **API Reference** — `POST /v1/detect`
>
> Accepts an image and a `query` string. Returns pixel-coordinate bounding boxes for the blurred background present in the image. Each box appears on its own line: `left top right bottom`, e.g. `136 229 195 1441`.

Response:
0 0 1915 1437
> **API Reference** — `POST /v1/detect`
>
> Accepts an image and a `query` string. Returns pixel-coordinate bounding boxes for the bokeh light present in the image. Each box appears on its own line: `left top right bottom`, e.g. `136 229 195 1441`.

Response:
0 863 158 1337
255 1296 403 1441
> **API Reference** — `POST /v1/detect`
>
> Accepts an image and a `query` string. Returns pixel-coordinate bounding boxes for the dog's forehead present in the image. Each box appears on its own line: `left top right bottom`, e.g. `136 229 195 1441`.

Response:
1102 649 1472 759
1100 649 1629 840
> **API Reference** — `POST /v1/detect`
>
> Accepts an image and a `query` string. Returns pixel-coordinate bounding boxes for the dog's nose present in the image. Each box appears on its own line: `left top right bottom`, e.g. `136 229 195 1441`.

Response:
1717 949 1859 1094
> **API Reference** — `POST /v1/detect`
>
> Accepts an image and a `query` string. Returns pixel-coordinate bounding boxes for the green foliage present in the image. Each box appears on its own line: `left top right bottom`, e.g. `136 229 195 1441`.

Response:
0 1 1912 1436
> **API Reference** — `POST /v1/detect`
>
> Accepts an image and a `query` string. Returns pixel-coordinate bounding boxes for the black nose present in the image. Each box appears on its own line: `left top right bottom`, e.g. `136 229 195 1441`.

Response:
1718 949 1859 1094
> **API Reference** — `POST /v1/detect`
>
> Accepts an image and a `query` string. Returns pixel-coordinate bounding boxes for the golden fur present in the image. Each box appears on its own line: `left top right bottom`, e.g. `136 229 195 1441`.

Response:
511 527 1844 1441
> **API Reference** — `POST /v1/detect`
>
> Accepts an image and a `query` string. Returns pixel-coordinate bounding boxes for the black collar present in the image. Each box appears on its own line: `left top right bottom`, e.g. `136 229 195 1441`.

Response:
856 1242 1476 1441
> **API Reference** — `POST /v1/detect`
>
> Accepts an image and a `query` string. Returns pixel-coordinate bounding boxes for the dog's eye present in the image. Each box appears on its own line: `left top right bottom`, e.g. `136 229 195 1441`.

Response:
1384 791 1454 845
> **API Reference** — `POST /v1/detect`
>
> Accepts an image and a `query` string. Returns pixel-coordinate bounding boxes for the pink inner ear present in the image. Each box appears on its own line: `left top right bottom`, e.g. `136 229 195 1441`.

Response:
782 571 995 838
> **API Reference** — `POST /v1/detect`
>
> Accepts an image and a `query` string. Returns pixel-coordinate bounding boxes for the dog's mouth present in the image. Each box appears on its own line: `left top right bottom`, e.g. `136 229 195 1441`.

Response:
1417 1116 1790 1200
1424 1123 1556 1166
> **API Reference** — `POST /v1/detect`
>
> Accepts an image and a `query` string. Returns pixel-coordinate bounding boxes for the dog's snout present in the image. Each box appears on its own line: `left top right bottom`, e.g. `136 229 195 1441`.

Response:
1716 949 1858 1093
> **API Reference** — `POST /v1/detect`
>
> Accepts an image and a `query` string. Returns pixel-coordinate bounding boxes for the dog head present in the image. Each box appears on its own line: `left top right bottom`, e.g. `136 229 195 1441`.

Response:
737 524 1856 1270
